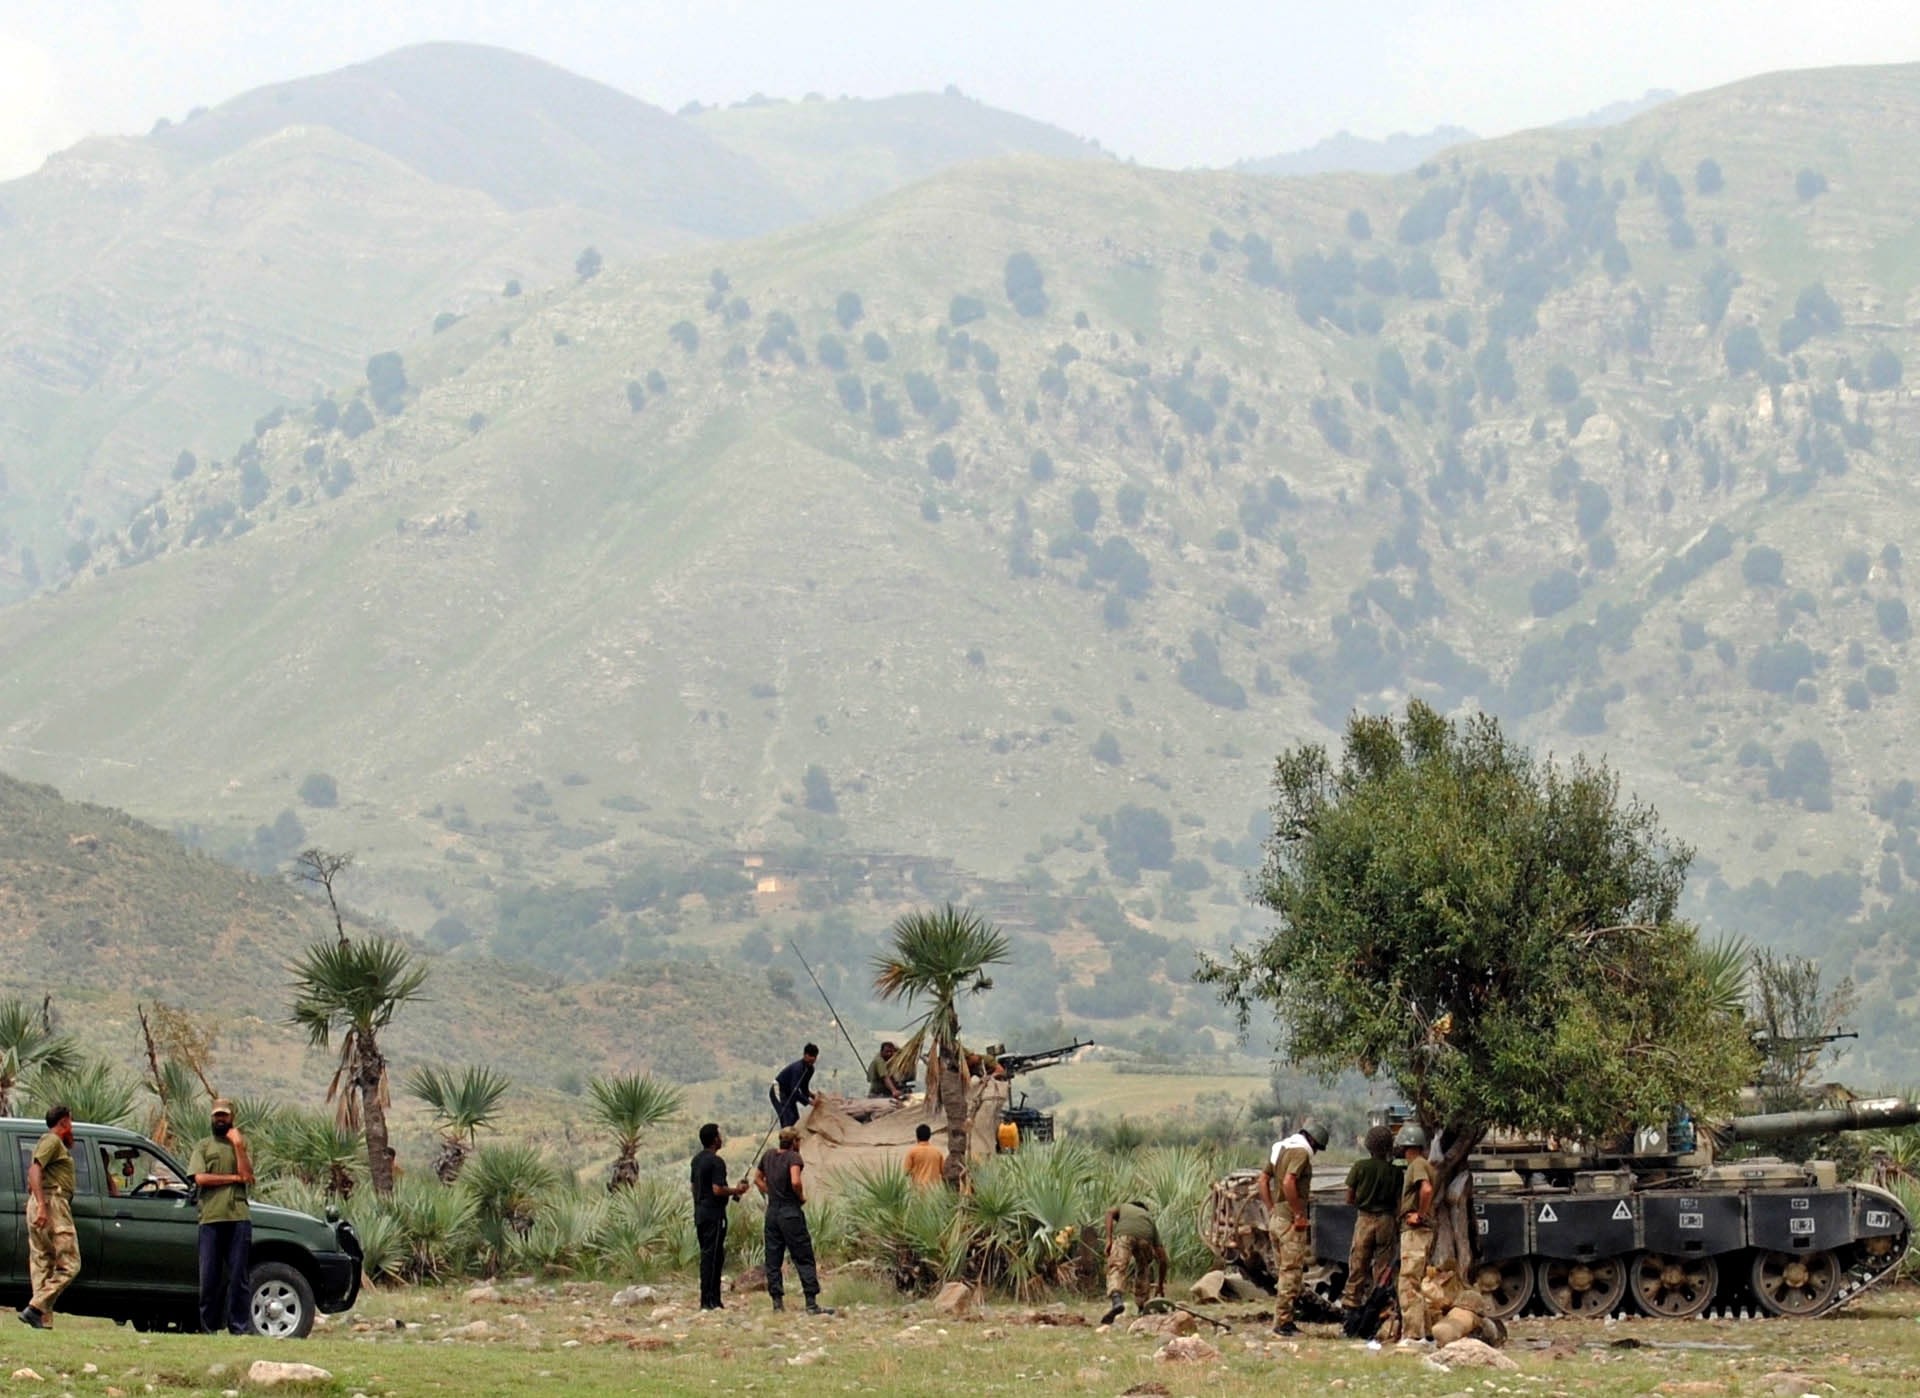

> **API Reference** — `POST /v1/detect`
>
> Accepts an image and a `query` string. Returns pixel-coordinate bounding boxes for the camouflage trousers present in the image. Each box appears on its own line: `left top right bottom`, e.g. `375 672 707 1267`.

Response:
1340 1211 1397 1310
1397 1225 1434 1340
28 1192 80 1316
1268 1216 1310 1325
1105 1234 1154 1307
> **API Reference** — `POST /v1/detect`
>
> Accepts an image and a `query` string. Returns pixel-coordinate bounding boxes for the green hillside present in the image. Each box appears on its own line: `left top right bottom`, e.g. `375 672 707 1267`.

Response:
693 89 1107 215
4 62 1920 1072
0 770 818 1100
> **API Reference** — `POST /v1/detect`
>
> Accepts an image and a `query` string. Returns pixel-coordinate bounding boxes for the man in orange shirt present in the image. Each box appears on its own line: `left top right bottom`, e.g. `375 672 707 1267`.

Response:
904 1124 945 1187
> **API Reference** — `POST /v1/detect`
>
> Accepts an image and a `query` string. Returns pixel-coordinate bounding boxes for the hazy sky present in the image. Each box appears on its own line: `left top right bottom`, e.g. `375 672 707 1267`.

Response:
5 1 1919 180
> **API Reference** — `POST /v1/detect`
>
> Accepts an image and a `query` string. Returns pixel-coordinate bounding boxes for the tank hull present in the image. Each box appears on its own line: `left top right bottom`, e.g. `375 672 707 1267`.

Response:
1201 1170 1910 1320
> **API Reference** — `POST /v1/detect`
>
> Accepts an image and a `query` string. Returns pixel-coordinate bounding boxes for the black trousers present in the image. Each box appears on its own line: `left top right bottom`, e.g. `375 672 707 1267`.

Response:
763 1204 819 1302
197 1220 252 1334
695 1209 728 1308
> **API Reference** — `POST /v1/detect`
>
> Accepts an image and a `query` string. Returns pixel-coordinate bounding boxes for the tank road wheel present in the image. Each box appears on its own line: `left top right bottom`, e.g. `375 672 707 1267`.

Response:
1749 1249 1841 1317
1537 1256 1628 1317
1628 1252 1719 1319
1470 1259 1534 1320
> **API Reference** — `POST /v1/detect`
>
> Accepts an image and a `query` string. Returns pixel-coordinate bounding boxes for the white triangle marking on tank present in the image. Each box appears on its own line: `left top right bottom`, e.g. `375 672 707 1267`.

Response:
1537 1204 1559 1223
1612 1200 1633 1221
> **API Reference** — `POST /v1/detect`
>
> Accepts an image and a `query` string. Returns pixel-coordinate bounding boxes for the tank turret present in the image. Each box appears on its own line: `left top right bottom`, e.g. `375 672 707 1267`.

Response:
1203 1096 1917 1324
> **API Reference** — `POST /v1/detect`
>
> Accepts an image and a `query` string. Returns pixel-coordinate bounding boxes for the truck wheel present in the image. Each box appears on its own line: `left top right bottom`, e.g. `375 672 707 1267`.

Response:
248 1261 317 1339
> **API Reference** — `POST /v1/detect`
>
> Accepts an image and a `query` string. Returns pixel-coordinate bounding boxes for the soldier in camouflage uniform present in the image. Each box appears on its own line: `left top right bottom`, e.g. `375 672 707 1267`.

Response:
1340 1124 1402 1323
20 1105 79 1329
1260 1122 1328 1336
1394 1123 1438 1346
1100 1199 1168 1325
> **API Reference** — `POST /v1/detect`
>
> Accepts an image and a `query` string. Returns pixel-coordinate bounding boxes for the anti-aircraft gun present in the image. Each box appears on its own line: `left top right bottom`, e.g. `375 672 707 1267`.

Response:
1202 1095 1920 1323
990 1039 1094 1148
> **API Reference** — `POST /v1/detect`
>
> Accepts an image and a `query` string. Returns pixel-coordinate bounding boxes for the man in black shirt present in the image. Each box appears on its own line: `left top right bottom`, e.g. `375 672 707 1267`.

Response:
690 1123 750 1310
754 1128 833 1315
769 1044 819 1128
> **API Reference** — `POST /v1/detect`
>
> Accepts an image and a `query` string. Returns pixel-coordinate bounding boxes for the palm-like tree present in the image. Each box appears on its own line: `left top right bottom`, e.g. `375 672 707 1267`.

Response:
0 999 79 1116
873 904 1011 1187
289 935 428 1196
22 1058 138 1128
586 1073 683 1191
406 1065 511 1183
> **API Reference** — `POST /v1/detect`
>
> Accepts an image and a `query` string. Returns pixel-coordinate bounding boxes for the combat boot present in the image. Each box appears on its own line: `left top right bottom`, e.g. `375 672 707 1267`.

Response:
1099 1291 1125 1326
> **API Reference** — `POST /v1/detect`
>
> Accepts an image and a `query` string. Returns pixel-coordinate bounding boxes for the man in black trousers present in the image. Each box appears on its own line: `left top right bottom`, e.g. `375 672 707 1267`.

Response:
754 1127 833 1315
769 1044 819 1129
690 1123 749 1310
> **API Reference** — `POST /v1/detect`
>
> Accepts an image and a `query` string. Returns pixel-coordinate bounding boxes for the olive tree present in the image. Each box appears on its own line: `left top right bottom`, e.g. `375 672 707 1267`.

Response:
1200 702 1752 1265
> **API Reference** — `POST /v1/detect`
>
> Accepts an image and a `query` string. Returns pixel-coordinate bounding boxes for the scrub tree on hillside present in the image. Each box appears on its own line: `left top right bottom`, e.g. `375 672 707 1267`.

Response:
873 905 1010 1187
288 848 428 1196
1200 702 1753 1266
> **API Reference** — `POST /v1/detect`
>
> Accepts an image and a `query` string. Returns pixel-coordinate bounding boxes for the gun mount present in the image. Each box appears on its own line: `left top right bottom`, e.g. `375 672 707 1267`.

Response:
994 1039 1095 1078
1203 1095 1918 1324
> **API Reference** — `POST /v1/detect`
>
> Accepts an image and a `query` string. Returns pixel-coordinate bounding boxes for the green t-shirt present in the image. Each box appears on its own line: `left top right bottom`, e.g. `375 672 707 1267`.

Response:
188 1136 251 1223
1400 1155 1435 1223
1113 1200 1159 1244
867 1054 896 1095
1346 1156 1401 1214
31 1131 75 1196
1266 1144 1314 1225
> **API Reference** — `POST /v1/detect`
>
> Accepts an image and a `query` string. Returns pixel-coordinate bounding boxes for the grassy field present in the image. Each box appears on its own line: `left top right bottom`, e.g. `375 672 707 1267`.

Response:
6 1277 1919 1396
1044 1061 1270 1121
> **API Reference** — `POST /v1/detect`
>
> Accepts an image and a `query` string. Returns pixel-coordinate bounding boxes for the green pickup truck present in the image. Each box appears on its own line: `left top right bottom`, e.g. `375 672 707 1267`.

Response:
2 1118 361 1337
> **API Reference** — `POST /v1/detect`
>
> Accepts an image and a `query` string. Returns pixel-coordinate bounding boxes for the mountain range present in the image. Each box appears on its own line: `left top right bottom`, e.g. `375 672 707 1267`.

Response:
3 50 1919 1078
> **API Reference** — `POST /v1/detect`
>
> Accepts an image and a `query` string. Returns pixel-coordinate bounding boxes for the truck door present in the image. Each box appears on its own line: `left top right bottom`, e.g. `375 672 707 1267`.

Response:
97 1142 199 1300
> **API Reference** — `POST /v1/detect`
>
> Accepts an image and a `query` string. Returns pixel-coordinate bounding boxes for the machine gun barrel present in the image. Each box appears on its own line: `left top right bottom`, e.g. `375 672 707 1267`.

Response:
1724 1096 1920 1142
996 1039 1095 1077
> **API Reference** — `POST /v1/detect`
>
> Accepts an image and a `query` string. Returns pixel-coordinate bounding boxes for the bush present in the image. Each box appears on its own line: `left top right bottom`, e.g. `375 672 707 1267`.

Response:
861 332 891 363
904 371 941 415
1070 486 1100 531
625 381 646 413
669 320 699 354
1004 252 1048 317
1545 363 1580 404
870 392 903 438
928 443 957 481
1574 480 1611 538
1768 739 1833 811
1724 324 1765 375
1176 632 1247 709
816 335 848 371
1878 597 1912 642
366 351 408 413
1795 168 1828 201
1867 347 1904 391
1746 639 1815 694
1346 209 1372 240
1028 449 1055 482
575 246 602 280
1396 184 1459 244
1742 545 1785 587
1866 663 1899 695
299 773 339 808
1116 484 1146 528
1102 804 1174 877
1695 157 1724 195
1222 585 1266 628
341 400 376 439
1529 568 1580 618
835 374 867 413
1168 858 1211 892
949 294 986 326
801 765 838 814
1091 732 1123 766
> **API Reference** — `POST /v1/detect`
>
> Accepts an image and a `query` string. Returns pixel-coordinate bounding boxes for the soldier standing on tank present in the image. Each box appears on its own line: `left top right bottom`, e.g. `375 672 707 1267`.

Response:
1340 1124 1401 1328
1259 1121 1328 1336
1394 1124 1437 1346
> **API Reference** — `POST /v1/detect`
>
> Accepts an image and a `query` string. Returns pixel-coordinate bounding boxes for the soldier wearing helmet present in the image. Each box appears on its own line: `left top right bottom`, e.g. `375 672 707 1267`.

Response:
1259 1120 1328 1336
1339 1124 1401 1325
1394 1123 1436 1345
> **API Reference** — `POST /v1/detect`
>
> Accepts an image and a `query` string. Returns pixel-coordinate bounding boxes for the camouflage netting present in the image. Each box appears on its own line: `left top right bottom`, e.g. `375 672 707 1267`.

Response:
797 1078 1011 1191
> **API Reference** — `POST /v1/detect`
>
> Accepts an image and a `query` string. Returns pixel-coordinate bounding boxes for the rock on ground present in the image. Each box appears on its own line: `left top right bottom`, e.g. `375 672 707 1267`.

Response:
932 1282 975 1317
730 1266 767 1294
1758 1373 1831 1396
1128 1311 1197 1339
244 1360 335 1386
1016 1308 1086 1326
1154 1336 1220 1364
610 1285 656 1307
1428 1338 1518 1372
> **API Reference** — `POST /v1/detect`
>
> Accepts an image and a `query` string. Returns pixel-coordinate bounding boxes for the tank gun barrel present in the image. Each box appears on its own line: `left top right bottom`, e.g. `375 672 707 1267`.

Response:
1724 1096 1920 1142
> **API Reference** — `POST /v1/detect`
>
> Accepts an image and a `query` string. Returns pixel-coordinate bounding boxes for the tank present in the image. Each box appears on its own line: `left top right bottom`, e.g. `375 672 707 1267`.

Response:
1202 1096 1919 1322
